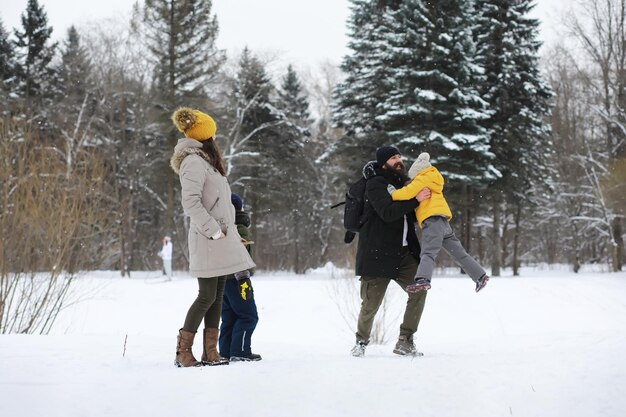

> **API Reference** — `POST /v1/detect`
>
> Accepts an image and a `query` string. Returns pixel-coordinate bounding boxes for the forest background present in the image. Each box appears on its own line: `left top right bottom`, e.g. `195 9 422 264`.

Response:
1 1 624 329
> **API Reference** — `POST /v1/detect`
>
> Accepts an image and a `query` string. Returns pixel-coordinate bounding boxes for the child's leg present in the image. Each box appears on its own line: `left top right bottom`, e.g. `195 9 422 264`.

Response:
229 282 259 357
219 278 237 357
415 217 446 280
441 221 486 281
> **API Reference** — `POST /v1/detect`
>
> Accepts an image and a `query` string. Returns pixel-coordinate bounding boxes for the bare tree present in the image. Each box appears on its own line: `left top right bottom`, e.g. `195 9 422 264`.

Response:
566 0 626 271
82 18 167 274
0 119 110 333
304 62 353 267
327 267 399 345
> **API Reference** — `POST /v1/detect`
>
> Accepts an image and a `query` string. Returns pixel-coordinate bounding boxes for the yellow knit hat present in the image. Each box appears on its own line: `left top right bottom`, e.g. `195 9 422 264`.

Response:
171 107 217 141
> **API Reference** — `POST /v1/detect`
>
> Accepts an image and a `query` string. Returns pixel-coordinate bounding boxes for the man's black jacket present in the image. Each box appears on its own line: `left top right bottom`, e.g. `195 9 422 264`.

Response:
355 162 421 279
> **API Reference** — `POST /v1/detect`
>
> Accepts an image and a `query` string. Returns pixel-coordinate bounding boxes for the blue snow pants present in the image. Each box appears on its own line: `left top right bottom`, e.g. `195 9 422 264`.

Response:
219 276 259 358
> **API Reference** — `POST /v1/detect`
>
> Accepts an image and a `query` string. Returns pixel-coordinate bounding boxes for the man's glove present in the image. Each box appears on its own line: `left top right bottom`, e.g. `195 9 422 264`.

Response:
234 270 252 301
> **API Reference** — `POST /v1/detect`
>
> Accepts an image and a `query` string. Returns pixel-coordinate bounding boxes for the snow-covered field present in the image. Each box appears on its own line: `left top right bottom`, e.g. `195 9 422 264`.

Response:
1 265 625 417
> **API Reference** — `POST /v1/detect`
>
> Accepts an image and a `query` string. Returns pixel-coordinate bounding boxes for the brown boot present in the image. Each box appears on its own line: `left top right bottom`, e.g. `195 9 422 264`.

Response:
393 335 424 357
175 329 201 367
201 328 229 366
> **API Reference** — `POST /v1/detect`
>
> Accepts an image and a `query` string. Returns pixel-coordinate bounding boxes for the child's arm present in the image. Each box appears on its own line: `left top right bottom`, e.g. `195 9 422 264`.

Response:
392 175 429 201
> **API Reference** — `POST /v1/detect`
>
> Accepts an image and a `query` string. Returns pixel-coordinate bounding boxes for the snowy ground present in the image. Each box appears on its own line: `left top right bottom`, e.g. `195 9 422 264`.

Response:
1 265 625 417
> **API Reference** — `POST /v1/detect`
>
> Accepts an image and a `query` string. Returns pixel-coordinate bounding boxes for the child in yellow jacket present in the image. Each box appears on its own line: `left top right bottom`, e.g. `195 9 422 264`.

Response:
391 152 489 293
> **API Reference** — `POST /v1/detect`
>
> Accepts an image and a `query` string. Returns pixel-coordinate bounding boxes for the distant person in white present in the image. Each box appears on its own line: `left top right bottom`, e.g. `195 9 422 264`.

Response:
159 236 173 280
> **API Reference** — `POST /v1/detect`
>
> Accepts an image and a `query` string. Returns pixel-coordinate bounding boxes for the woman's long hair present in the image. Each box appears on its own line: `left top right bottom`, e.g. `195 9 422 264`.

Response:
201 139 227 176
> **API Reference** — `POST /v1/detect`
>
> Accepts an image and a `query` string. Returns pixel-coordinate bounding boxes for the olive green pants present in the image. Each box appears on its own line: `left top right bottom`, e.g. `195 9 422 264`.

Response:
356 248 427 342
182 277 226 332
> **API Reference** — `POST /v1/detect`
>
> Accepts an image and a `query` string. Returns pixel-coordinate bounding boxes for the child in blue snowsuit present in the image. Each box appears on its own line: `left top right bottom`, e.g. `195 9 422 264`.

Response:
219 193 261 362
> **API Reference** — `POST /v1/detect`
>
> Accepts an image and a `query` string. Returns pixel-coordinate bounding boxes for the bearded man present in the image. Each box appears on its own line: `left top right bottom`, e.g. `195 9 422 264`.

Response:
351 146 431 358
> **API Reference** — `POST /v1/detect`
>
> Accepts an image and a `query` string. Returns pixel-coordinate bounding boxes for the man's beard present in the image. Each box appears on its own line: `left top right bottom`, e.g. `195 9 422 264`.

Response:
385 161 405 174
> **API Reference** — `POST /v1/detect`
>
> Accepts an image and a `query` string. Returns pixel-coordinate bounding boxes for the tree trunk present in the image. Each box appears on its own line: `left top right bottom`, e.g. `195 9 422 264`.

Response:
547 219 557 264
127 180 136 272
477 226 486 265
461 184 473 252
119 226 127 277
611 217 624 272
512 201 522 276
460 184 473 274
119 96 129 277
166 148 175 234
572 223 580 273
249 191 259 266
293 208 302 274
501 206 509 271
491 199 501 277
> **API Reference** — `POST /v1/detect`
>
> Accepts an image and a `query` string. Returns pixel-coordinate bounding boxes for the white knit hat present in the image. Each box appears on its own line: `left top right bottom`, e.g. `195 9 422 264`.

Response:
408 152 431 178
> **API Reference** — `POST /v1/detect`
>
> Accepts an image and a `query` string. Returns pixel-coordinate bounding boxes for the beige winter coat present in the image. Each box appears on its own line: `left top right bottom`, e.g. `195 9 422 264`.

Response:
170 138 255 278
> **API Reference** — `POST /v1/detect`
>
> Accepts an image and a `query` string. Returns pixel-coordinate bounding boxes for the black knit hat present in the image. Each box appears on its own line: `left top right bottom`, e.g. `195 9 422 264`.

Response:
231 193 243 211
376 145 400 166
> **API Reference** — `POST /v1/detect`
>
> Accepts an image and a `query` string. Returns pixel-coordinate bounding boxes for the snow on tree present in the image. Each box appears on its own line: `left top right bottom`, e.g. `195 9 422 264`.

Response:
219 48 288 267
275 64 315 273
474 0 554 275
376 0 495 186
305 62 347 267
561 0 626 271
55 26 97 179
331 0 404 171
333 0 495 188
333 0 497 261
79 20 165 274
222 48 281 181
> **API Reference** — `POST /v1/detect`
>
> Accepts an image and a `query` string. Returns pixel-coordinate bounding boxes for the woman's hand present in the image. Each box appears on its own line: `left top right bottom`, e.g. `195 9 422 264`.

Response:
210 230 226 240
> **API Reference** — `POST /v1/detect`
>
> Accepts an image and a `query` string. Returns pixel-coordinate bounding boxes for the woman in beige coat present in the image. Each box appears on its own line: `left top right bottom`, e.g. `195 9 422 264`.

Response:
170 107 255 367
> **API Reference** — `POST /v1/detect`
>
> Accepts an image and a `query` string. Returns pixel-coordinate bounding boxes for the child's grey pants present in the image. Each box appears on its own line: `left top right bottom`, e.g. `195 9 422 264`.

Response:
416 216 486 282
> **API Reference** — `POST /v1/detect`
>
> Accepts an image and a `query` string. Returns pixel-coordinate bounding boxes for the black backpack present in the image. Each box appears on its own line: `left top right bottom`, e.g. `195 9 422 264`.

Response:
331 176 371 244
343 177 369 233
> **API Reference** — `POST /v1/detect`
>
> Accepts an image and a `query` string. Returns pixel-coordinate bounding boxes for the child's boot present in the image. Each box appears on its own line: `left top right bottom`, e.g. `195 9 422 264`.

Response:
475 274 490 293
406 277 431 293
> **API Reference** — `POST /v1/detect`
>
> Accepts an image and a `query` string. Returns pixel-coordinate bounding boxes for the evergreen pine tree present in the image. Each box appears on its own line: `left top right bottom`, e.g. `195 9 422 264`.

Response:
0 19 16 112
475 0 554 194
140 0 222 103
233 48 276 137
474 0 554 275
58 26 93 102
333 0 495 187
376 0 495 186
333 0 497 258
0 19 15 90
276 65 313 273
138 0 223 231
12 0 58 103
331 0 403 170
225 48 281 258
278 65 311 130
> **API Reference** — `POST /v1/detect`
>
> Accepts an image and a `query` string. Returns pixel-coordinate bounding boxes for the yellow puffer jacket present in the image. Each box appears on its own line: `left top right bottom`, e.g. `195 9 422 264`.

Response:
391 166 452 228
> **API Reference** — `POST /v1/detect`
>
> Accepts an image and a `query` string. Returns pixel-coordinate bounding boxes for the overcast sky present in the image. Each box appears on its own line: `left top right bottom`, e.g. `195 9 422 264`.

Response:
1 0 567 70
